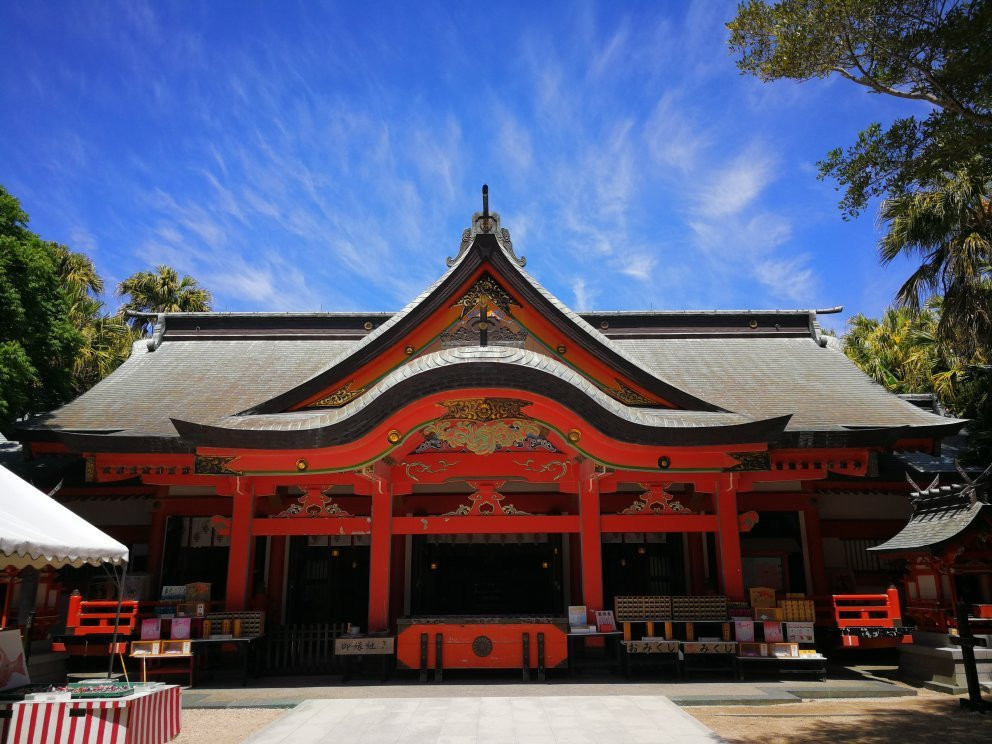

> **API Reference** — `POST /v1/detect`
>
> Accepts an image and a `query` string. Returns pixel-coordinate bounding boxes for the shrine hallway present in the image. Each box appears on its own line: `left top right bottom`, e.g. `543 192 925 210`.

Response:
242 695 720 744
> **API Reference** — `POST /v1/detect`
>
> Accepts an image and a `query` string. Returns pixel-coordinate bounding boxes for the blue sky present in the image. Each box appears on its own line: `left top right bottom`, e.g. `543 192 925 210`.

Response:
0 1 932 332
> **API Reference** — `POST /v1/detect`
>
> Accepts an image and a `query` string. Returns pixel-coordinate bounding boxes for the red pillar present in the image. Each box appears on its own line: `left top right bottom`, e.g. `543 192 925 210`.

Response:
716 484 744 600
578 474 603 612
224 479 254 611
802 503 828 597
368 480 393 632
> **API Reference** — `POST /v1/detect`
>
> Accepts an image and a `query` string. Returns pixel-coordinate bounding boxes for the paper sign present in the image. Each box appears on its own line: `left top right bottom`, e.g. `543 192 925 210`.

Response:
763 621 784 642
734 620 755 642
171 618 191 640
141 619 162 640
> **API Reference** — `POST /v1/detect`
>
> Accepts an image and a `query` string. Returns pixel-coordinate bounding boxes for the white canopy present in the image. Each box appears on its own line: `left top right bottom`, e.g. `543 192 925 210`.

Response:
0 465 129 569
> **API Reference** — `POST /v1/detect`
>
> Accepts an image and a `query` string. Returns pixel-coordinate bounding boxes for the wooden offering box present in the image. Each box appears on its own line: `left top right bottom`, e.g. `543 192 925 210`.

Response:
396 616 568 680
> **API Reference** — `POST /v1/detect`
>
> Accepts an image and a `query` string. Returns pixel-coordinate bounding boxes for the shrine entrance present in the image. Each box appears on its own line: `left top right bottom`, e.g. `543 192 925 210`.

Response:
602 534 688 604
284 537 370 625
410 535 566 616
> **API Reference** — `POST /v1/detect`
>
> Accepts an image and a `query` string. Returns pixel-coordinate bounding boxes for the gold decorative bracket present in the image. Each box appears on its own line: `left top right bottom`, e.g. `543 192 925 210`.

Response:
276 486 354 518
620 484 691 515
443 481 531 516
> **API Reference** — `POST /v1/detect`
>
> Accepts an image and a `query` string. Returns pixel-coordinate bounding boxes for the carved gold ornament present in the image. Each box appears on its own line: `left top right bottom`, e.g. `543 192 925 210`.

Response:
386 429 402 444
602 379 654 406
453 275 518 317
620 484 691 515
436 397 531 422
312 380 366 407
195 455 243 475
423 419 541 456
276 487 354 518
513 458 570 480
442 481 531 516
402 459 459 481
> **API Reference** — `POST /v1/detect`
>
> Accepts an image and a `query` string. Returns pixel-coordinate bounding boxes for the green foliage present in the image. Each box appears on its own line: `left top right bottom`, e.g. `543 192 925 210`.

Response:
843 302 992 464
117 265 212 335
877 164 992 356
728 0 992 216
0 188 82 433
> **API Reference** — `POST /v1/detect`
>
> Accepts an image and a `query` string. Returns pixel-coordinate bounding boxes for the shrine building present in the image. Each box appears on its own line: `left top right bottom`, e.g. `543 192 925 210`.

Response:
15 192 964 639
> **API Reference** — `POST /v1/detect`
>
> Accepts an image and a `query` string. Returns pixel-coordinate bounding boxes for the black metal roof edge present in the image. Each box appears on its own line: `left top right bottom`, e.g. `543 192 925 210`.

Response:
171 361 791 450
772 419 966 448
58 431 194 454
243 234 725 415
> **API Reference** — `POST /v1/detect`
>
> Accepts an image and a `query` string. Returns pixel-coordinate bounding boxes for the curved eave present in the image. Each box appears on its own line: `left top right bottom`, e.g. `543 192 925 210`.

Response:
246 233 723 415
869 502 990 555
169 346 788 450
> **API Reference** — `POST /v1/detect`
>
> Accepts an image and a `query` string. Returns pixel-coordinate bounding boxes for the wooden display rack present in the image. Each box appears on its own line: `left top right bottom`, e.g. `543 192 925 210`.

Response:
130 640 194 686
615 596 736 678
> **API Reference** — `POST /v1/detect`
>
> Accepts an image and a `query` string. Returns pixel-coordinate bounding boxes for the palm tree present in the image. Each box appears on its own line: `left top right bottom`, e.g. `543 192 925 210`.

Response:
116 265 212 335
843 306 943 395
67 286 139 394
878 163 992 359
48 241 103 296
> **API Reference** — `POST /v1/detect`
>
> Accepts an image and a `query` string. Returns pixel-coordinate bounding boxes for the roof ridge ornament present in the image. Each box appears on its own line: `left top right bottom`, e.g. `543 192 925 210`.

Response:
447 184 526 268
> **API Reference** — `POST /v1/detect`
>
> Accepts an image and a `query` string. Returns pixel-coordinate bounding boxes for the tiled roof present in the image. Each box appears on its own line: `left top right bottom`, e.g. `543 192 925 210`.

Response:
16 217 962 446
21 338 356 437
870 477 991 553
613 337 951 431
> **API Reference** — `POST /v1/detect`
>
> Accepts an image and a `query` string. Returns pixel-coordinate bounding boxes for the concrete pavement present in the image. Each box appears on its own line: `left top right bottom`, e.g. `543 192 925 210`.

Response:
241 695 723 744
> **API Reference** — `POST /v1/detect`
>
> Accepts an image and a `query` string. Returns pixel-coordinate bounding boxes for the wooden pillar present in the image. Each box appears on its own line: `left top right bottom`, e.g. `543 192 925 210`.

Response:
368 478 393 632
224 479 254 611
716 482 744 600
578 472 603 612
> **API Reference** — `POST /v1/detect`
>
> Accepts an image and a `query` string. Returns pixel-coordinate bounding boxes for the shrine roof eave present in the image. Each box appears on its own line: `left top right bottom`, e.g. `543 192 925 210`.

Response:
246 232 723 415
163 345 792 450
869 502 990 554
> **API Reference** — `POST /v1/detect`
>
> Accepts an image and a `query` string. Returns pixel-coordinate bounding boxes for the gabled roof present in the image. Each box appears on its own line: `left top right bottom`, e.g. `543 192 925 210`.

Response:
244 212 722 415
16 198 966 453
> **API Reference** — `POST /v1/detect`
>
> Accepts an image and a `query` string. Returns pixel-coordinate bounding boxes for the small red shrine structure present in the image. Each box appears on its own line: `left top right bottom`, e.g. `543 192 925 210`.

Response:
14 190 964 645
870 468 992 632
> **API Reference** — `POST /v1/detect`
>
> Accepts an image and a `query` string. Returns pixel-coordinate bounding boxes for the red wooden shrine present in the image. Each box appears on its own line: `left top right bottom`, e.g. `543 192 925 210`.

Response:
12 189 966 670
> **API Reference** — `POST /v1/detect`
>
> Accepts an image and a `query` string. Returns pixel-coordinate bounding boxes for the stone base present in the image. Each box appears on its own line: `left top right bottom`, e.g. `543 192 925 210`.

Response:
898 631 992 693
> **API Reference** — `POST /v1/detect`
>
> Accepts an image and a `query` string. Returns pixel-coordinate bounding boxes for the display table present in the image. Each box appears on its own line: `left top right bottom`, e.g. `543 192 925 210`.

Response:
0 685 180 744
397 616 568 682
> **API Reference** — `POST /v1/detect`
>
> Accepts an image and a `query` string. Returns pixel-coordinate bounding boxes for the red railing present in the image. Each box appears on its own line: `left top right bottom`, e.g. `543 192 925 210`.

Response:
832 588 903 628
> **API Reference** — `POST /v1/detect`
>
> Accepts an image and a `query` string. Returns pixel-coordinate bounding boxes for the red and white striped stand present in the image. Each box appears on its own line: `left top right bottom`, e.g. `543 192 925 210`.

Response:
1 685 180 744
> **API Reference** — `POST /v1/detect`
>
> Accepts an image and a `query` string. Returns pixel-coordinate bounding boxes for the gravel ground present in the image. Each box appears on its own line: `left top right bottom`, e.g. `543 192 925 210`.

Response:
173 709 285 744
686 694 992 743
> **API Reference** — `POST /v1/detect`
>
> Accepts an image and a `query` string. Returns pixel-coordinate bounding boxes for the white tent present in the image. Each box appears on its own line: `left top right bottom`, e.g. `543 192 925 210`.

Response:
0 465 128 569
